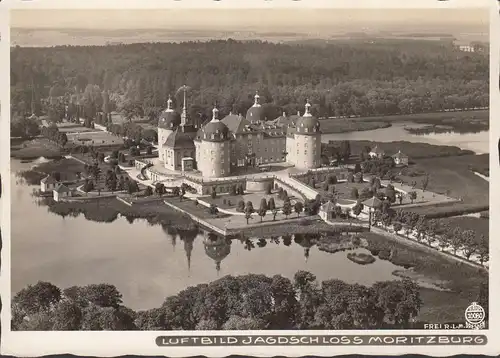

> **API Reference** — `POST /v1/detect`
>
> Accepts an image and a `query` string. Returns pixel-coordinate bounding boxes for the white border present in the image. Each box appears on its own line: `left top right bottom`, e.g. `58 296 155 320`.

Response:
0 0 497 356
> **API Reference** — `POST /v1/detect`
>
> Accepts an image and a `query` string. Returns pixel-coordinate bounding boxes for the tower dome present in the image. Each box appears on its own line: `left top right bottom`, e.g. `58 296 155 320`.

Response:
158 95 181 130
200 106 230 142
203 233 232 275
295 100 320 134
245 91 265 123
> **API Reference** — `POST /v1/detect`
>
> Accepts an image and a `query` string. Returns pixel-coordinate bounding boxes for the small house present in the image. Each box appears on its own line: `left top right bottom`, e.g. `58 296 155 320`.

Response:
391 150 409 167
368 146 385 159
40 175 58 193
319 200 337 221
53 184 72 202
361 196 383 214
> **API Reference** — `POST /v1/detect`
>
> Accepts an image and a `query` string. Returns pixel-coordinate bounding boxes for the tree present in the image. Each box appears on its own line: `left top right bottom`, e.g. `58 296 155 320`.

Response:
477 235 489 265
422 175 429 191
229 185 237 196
282 201 292 219
52 301 83 330
450 227 464 254
393 222 403 234
76 284 123 308
245 211 252 225
268 197 276 211
144 186 153 196
462 229 478 259
272 208 279 221
351 187 359 199
259 198 268 212
209 204 219 216
236 200 245 212
258 207 267 222
223 315 267 330
352 202 363 218
13 281 62 316
294 202 304 217
211 187 217 199
408 191 417 204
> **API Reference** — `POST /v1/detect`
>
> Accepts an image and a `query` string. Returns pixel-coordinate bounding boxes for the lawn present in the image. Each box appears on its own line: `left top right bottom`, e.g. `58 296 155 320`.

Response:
164 196 231 220
30 158 86 182
202 192 288 210
397 155 489 205
67 130 124 147
361 231 487 323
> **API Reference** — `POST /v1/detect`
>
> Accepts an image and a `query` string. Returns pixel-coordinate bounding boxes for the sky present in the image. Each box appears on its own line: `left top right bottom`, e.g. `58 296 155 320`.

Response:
9 8 489 46
11 8 488 30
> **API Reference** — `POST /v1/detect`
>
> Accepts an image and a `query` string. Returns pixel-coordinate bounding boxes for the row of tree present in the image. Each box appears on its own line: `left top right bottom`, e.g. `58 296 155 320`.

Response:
373 207 489 265
12 270 422 331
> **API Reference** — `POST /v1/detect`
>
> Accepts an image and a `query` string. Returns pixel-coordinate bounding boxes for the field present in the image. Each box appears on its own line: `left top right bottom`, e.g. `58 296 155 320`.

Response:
55 123 95 133
66 130 124 147
361 232 487 323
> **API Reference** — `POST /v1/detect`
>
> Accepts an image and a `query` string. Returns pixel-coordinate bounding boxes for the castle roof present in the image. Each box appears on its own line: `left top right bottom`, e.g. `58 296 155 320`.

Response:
158 96 181 130
221 113 251 134
295 101 320 134
164 129 195 149
198 107 230 142
362 196 383 208
245 92 265 124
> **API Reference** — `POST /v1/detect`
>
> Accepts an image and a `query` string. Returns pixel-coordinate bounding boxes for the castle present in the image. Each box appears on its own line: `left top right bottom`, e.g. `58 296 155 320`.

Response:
157 92 322 178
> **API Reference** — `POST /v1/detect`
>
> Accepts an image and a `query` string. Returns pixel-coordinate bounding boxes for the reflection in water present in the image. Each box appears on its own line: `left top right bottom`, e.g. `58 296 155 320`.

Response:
11 159 405 310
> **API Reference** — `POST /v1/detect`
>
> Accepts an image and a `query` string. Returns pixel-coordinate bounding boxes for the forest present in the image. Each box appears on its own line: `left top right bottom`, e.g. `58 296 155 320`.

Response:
10 39 488 124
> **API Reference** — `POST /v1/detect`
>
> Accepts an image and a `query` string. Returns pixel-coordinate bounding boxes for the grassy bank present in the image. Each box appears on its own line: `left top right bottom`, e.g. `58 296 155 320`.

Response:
352 109 488 125
361 231 487 322
438 216 489 239
328 140 474 159
319 119 391 134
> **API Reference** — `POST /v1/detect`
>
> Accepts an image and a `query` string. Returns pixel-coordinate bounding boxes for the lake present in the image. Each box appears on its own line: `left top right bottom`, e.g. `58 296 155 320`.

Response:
10 127 489 310
322 122 489 154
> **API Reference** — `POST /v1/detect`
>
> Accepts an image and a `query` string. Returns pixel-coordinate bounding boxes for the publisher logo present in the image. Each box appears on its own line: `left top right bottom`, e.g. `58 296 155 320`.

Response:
465 302 485 329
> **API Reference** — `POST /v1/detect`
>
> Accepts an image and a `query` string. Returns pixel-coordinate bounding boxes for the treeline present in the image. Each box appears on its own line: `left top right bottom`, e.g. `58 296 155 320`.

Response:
12 271 423 331
11 39 488 122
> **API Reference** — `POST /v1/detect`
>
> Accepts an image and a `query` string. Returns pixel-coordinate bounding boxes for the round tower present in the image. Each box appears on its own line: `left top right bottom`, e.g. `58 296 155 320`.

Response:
198 106 231 178
158 95 181 163
293 100 321 169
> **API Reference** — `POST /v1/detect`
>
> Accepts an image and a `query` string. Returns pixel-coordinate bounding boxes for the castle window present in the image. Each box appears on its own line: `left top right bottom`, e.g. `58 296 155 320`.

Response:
305 128 309 133
304 143 308 148
305 150 307 155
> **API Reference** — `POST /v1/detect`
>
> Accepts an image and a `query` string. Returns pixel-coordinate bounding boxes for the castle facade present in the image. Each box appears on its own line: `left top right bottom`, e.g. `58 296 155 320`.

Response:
157 93 322 178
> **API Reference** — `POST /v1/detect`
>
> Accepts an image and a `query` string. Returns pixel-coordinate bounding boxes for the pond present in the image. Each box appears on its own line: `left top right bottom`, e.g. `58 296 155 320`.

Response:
321 122 489 154
11 160 403 310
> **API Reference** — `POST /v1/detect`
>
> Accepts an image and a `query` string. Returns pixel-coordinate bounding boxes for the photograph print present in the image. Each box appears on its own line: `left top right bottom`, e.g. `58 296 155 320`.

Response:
6 6 490 335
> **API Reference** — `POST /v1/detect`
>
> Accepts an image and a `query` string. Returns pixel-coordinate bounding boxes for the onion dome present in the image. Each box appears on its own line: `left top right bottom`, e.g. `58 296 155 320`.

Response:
158 95 181 130
295 100 320 134
200 106 230 142
164 129 195 149
245 91 265 123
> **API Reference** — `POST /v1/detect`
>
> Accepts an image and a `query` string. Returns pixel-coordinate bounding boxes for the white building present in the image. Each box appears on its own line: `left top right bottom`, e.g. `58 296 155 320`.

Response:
40 175 58 193
53 184 71 202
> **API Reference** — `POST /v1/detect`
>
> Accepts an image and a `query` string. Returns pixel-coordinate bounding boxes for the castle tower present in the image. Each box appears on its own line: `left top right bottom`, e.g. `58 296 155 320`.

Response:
158 95 181 164
291 100 321 170
198 106 231 178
